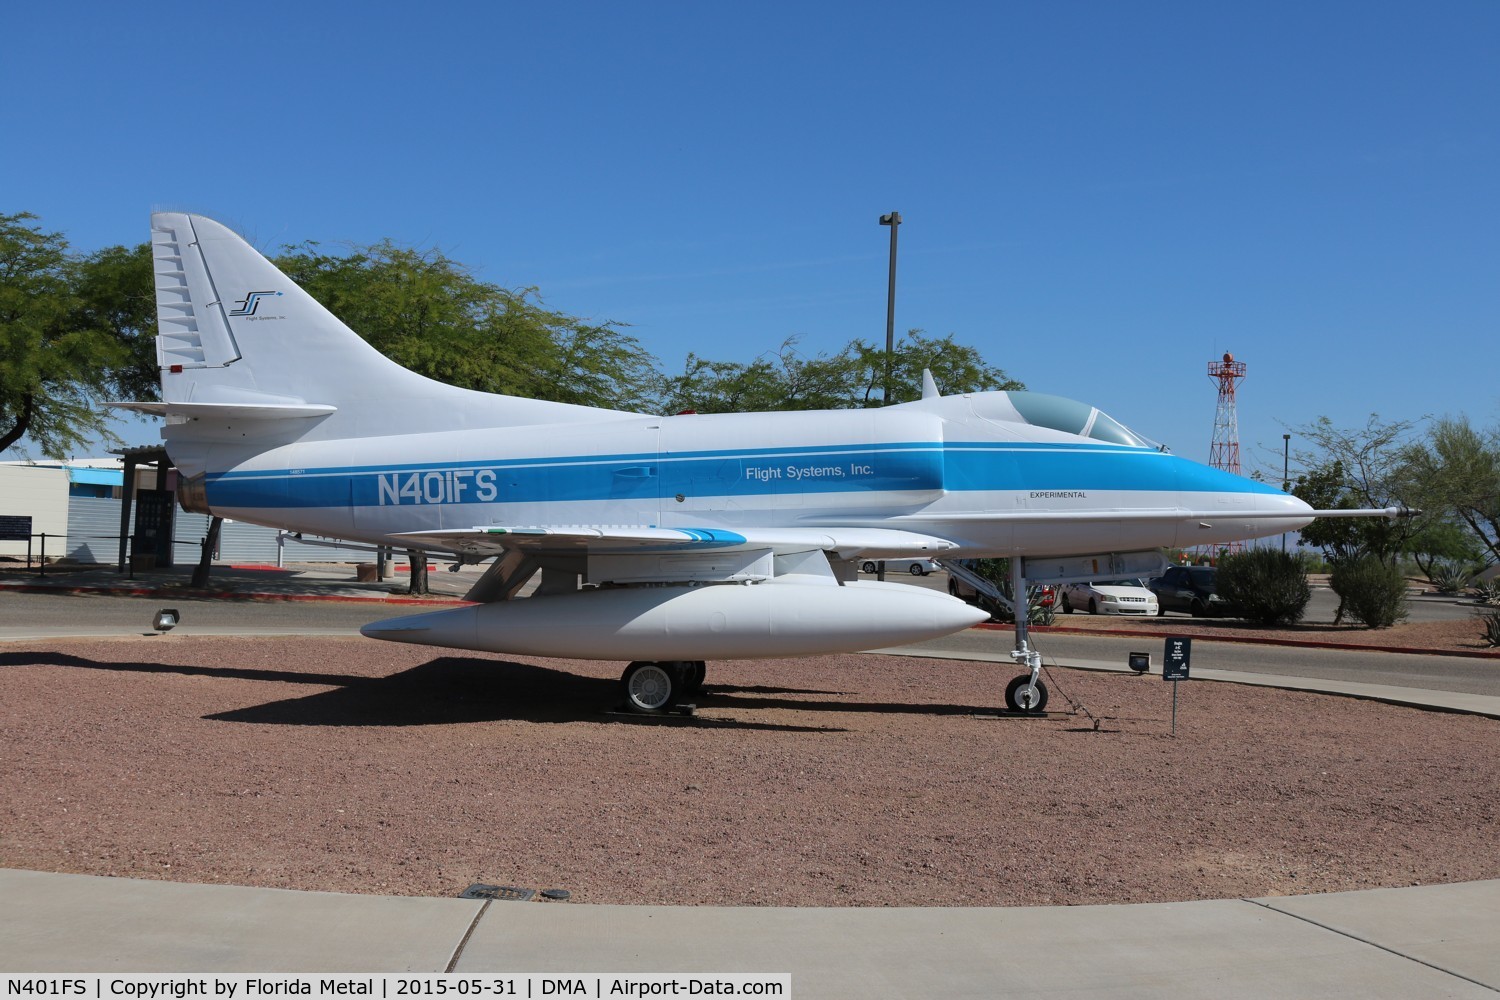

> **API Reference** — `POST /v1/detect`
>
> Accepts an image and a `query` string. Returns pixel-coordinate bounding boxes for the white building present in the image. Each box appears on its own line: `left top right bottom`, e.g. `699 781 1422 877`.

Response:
0 457 372 567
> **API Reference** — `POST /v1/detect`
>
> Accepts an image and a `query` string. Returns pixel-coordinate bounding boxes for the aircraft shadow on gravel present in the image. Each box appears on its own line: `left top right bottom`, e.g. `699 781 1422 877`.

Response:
3 650 1010 729
0 650 838 731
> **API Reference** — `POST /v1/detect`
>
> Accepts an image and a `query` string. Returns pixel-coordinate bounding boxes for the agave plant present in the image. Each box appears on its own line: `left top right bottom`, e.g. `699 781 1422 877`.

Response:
1428 561 1476 595
1480 610 1500 648
1475 578 1500 607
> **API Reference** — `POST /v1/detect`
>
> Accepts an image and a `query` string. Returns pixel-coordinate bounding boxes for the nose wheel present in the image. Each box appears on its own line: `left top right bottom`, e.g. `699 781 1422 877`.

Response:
1004 673 1049 714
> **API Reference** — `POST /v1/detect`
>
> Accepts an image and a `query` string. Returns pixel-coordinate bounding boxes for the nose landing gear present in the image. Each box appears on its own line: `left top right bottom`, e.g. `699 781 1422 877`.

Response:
1004 558 1049 715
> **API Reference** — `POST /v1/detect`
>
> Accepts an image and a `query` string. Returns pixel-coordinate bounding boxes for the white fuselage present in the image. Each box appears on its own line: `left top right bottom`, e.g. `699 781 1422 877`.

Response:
172 391 1311 559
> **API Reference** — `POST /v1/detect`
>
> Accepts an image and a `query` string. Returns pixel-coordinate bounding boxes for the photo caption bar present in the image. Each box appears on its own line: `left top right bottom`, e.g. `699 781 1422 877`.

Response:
3 976 790 999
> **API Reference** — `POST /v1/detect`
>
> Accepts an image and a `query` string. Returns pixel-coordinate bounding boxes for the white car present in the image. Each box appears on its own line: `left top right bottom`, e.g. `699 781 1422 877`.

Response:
1060 579 1159 616
861 558 941 576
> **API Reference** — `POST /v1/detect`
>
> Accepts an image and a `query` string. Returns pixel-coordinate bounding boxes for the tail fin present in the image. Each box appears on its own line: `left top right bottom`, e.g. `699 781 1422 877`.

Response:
138 212 629 436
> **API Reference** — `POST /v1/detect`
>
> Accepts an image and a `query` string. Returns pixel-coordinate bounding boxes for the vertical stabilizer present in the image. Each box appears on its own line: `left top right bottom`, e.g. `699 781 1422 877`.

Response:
146 212 643 438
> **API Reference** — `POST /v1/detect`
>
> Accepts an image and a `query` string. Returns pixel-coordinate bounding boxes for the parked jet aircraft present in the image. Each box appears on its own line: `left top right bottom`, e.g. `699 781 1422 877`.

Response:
115 213 1404 714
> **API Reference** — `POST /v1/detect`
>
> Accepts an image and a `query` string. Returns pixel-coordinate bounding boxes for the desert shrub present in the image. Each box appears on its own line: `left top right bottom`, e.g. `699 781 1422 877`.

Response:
1427 561 1476 595
1329 556 1410 628
1216 549 1312 626
1475 579 1500 606
1480 611 1500 648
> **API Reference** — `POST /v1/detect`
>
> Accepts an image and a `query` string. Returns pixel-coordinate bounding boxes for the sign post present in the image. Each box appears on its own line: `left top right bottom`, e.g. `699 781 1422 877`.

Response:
1162 637 1191 736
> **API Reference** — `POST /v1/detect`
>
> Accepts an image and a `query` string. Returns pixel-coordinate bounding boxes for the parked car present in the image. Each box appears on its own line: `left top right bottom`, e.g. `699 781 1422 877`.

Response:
1060 579 1159 616
862 558 941 576
1149 565 1238 617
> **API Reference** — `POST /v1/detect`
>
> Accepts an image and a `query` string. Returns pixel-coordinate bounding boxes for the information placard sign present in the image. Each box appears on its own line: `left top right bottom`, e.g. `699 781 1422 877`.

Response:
1163 637 1191 681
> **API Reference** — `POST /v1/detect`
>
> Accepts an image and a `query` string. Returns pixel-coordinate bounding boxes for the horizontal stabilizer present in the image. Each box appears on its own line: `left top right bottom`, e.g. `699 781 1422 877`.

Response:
107 401 337 420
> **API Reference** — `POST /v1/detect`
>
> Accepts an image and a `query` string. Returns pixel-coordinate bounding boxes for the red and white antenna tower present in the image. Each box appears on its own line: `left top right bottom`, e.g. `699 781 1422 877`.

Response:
1203 351 1248 558
1207 351 1246 474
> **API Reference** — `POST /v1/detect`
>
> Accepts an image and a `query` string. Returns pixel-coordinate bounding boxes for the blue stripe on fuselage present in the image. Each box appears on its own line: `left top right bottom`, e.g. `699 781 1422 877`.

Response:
202 441 1282 510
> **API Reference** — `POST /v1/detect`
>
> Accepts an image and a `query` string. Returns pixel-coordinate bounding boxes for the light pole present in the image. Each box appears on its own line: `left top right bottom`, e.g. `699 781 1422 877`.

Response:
1282 433 1291 552
879 212 901 406
876 212 901 582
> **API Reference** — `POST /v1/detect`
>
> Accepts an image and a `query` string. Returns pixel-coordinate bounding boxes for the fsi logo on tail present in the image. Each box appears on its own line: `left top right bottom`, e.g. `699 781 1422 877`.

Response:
229 290 283 316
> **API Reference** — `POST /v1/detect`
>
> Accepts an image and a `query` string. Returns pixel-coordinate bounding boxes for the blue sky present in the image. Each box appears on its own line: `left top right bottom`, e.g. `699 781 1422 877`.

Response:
4 0 1496 475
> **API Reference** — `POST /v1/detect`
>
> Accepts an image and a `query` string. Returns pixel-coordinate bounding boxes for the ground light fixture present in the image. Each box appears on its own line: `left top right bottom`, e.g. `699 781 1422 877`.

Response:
1128 652 1151 674
152 609 180 632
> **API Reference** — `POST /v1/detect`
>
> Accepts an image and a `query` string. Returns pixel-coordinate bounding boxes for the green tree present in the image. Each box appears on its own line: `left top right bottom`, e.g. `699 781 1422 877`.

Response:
1401 517 1486 581
862 330 1025 406
73 241 158 402
276 240 657 412
658 331 1023 414
0 213 127 457
1399 416 1500 567
1288 415 1420 566
657 337 866 414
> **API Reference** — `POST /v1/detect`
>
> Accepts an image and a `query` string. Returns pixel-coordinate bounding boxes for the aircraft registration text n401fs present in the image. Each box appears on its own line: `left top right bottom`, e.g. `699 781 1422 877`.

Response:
377 469 500 506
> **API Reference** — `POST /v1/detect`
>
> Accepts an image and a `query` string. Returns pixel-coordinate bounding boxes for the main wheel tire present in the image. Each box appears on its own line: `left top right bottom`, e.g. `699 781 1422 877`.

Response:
1061 595 1073 614
622 661 678 713
1088 598 1099 615
1004 674 1049 714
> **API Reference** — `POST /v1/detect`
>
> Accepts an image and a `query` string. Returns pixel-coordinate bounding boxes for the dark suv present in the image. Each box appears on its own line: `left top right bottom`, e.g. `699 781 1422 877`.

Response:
1149 566 1238 617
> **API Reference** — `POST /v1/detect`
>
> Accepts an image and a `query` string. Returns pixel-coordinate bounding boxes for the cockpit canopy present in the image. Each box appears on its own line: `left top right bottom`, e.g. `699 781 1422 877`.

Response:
1004 392 1163 449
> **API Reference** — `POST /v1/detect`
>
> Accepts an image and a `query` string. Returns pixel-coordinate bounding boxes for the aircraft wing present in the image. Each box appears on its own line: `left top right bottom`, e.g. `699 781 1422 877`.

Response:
883 506 1409 525
387 525 961 561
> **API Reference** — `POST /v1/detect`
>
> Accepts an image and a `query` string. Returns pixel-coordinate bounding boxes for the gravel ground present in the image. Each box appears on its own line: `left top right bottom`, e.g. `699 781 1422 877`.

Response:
3 631 1497 907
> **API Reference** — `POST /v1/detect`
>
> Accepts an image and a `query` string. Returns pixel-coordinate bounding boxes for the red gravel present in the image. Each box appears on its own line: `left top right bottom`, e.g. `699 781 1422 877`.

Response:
2 635 1496 907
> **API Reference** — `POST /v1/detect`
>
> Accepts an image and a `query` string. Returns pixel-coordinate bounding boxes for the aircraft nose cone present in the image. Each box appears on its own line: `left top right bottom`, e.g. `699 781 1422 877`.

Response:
1289 494 1316 528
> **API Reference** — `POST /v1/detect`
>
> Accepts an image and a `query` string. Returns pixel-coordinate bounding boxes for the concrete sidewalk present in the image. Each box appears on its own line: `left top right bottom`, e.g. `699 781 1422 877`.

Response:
3 869 1498 997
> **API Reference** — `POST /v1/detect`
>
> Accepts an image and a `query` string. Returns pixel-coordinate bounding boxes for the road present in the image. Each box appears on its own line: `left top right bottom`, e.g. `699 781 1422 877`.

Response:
0 589 390 639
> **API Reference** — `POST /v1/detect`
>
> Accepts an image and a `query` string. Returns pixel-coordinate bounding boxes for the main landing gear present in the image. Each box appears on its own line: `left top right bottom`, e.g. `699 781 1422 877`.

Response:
621 660 706 713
